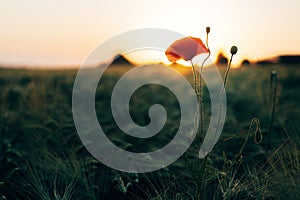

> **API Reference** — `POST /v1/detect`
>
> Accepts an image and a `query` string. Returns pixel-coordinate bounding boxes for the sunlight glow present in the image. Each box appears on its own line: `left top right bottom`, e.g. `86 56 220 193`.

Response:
0 0 299 68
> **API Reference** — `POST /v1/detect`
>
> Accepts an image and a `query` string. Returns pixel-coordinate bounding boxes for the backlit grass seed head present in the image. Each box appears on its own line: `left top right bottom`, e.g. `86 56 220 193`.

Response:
271 70 277 78
230 46 238 55
270 70 277 86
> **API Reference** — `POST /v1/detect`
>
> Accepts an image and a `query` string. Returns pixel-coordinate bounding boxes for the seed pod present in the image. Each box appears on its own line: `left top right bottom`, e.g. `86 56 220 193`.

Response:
230 46 238 55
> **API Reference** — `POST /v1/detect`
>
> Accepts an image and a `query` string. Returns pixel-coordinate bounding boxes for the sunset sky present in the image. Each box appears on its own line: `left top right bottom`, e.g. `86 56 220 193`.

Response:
1 0 299 68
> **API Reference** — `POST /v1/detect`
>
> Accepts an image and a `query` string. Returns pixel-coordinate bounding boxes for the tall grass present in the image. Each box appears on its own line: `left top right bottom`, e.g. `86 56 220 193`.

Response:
0 65 299 199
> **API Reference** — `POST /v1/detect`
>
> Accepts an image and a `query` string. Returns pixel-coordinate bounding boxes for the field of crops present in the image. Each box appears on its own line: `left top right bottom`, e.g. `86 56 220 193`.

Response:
0 64 299 199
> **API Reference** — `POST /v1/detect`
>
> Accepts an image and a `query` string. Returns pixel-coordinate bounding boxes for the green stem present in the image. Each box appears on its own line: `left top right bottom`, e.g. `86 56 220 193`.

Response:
224 54 233 87
194 32 211 198
191 60 200 147
268 72 277 147
230 118 260 173
197 155 208 195
191 60 200 101
198 51 211 140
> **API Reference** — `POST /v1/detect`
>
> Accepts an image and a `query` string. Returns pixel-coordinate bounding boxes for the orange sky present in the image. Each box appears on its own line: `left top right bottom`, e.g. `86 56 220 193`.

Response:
0 0 300 68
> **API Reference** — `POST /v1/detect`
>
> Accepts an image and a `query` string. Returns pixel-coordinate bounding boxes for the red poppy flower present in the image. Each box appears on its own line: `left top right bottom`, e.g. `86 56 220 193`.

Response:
165 36 209 62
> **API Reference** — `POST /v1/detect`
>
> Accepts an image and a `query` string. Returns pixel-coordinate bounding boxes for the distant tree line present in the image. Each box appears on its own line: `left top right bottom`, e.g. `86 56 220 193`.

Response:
215 52 300 67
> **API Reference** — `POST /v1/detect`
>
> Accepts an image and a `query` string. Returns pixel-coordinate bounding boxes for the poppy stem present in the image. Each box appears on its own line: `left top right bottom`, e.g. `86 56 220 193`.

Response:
191 60 199 99
199 55 210 141
206 32 209 51
224 46 237 88
224 54 233 88
191 60 201 155
227 118 260 176
196 28 211 196
197 31 211 142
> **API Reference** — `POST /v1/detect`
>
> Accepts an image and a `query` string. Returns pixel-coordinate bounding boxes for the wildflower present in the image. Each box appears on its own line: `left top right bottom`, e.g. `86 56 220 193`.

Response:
165 36 209 62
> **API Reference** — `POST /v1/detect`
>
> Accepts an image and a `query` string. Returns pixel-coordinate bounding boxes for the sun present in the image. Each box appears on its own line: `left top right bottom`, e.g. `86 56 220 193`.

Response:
165 53 214 68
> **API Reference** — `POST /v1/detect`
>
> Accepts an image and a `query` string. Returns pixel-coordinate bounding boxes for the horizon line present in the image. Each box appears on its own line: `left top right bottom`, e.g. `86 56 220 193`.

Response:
1 53 300 69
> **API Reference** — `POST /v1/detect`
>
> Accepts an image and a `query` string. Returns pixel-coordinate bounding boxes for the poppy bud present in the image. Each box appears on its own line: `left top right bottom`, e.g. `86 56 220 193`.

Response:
230 46 238 55
254 129 263 144
206 27 210 34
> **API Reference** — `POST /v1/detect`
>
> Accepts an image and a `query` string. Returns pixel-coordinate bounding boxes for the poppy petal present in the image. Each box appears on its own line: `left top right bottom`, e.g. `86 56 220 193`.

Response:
165 51 181 62
165 36 209 62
